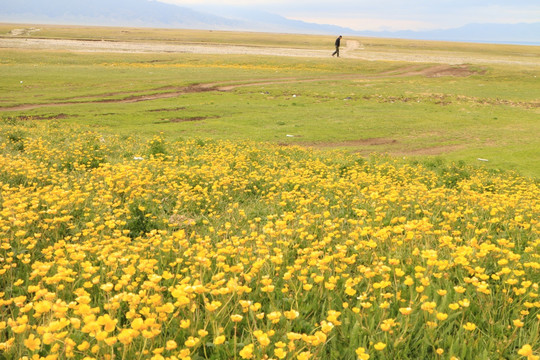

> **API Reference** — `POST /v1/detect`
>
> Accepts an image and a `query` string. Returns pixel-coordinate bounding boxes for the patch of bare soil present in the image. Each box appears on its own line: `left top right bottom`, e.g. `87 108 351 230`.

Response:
1 37 538 66
470 97 540 109
147 107 187 112
169 116 214 122
375 65 427 76
97 85 214 103
53 88 160 101
8 28 41 36
344 40 362 52
153 116 218 124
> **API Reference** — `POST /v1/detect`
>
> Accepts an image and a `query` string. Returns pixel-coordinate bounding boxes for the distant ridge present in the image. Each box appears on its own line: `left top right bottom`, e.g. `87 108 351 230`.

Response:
0 0 249 30
1 0 538 45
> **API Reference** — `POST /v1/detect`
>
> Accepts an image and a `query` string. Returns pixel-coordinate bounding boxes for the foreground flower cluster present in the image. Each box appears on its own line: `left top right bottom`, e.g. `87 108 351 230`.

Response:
0 121 538 360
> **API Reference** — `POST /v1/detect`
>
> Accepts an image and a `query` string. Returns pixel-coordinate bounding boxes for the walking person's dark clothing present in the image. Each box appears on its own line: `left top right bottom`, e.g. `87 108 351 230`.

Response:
332 35 343 57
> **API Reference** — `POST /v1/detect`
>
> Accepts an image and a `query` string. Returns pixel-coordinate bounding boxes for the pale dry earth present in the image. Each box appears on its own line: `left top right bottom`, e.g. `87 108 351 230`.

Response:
1 36 539 66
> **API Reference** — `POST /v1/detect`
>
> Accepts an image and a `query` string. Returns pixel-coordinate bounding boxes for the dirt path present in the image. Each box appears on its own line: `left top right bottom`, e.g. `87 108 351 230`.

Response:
1 37 539 66
0 64 481 111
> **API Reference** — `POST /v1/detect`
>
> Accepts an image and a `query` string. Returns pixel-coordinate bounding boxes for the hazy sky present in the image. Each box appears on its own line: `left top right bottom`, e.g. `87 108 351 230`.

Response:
157 0 540 31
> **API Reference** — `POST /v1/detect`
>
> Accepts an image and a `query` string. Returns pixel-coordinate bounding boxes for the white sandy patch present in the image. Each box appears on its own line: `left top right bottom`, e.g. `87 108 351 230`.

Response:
0 38 538 66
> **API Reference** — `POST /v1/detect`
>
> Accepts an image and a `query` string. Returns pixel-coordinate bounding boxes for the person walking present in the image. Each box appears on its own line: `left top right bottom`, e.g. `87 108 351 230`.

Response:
332 35 343 57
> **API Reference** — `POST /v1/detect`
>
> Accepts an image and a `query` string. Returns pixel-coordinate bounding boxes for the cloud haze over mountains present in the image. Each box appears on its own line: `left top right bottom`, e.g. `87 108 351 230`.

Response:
1 0 539 44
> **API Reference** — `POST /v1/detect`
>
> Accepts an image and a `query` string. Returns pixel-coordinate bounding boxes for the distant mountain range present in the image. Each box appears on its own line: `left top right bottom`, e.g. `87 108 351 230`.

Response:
1 0 539 45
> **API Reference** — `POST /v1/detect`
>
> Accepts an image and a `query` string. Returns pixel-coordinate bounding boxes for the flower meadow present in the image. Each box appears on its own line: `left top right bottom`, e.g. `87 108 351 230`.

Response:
0 121 538 360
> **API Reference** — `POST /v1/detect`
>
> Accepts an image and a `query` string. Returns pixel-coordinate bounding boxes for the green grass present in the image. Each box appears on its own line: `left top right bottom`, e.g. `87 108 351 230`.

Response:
0 25 539 177
0 24 539 360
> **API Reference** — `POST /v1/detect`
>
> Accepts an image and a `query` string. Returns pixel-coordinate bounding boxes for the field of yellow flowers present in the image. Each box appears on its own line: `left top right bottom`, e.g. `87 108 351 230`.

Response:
0 120 538 360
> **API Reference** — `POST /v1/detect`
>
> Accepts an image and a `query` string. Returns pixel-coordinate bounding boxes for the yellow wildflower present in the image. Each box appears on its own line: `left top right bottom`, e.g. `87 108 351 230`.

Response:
356 347 370 360
24 334 41 351
214 335 225 345
239 344 254 359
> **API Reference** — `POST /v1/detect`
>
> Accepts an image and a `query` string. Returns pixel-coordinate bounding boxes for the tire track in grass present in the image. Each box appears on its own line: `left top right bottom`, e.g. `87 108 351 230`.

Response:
0 65 481 111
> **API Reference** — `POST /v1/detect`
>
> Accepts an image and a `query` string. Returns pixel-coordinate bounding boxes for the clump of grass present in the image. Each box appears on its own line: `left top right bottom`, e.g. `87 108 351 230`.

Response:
148 136 167 156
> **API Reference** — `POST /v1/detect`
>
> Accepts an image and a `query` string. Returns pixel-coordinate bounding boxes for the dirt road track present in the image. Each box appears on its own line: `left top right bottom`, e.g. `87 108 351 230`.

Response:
0 64 482 112
1 37 539 66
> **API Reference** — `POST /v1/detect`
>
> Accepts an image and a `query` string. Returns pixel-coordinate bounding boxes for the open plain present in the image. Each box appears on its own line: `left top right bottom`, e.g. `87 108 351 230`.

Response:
1 24 539 176
0 24 539 360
